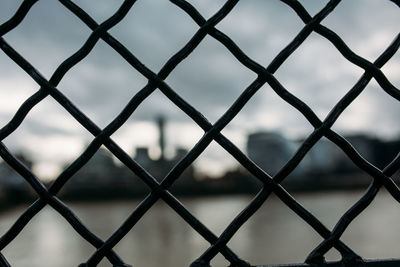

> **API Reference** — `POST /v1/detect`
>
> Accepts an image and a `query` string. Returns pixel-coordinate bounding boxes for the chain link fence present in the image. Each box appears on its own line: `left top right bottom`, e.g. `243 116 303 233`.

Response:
0 0 399 266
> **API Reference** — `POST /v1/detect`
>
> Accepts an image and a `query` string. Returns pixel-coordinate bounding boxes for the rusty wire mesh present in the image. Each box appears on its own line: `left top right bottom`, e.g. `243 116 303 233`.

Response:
0 0 400 266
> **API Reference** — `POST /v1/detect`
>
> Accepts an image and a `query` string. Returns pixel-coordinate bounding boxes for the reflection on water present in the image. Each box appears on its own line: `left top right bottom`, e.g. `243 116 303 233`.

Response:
1 190 400 266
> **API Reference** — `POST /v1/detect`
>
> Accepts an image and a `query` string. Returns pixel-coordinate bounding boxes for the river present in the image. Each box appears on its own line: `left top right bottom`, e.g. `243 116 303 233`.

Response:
0 190 399 267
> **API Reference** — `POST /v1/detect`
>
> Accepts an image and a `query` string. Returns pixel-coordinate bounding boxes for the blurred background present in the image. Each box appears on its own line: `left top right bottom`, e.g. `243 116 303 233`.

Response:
0 0 399 266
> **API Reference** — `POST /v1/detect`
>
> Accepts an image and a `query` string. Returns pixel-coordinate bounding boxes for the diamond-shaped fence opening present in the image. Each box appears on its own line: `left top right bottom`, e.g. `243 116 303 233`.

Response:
0 0 399 266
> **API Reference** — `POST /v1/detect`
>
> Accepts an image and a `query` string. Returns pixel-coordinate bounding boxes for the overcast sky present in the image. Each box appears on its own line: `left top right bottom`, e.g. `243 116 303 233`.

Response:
0 0 399 179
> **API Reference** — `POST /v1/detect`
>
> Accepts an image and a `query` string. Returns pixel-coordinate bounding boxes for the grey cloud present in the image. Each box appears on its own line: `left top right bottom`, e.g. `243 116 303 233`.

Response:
0 0 399 174
20 119 78 137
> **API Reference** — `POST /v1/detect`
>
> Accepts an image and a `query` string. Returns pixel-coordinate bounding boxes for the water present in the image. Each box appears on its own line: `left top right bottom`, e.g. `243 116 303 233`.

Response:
0 190 399 266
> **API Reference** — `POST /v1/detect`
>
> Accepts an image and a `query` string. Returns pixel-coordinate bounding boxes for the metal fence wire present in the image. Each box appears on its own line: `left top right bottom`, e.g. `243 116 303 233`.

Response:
0 0 400 266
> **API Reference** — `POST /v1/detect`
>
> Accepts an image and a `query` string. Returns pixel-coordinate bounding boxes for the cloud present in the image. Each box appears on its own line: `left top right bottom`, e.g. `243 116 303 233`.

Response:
0 0 398 178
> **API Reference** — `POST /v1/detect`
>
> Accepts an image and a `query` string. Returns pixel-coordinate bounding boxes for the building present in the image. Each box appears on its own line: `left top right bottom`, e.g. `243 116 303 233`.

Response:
0 153 33 200
61 116 197 198
247 131 297 176
132 116 196 193
301 138 345 173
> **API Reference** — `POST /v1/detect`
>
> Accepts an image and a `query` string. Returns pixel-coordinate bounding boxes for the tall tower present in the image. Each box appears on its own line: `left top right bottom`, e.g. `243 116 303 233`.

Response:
157 116 166 161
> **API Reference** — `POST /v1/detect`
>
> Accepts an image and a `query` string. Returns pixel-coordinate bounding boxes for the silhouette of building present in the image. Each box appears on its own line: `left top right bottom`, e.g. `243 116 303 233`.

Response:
61 116 197 198
0 153 33 200
157 116 166 161
132 116 195 193
302 138 345 173
247 131 297 176
56 123 400 198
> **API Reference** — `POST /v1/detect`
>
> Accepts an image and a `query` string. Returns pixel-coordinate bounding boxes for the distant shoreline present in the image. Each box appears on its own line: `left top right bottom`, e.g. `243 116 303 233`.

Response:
0 176 378 213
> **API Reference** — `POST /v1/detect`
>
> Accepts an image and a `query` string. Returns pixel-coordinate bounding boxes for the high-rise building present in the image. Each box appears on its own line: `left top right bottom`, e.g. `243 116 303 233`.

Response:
247 132 295 176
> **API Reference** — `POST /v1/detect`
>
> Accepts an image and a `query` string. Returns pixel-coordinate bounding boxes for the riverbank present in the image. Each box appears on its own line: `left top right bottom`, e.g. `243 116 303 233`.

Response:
0 171 383 212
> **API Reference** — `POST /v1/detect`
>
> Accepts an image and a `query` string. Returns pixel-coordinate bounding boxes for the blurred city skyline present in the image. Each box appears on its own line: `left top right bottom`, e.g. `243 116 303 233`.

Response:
0 0 399 180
